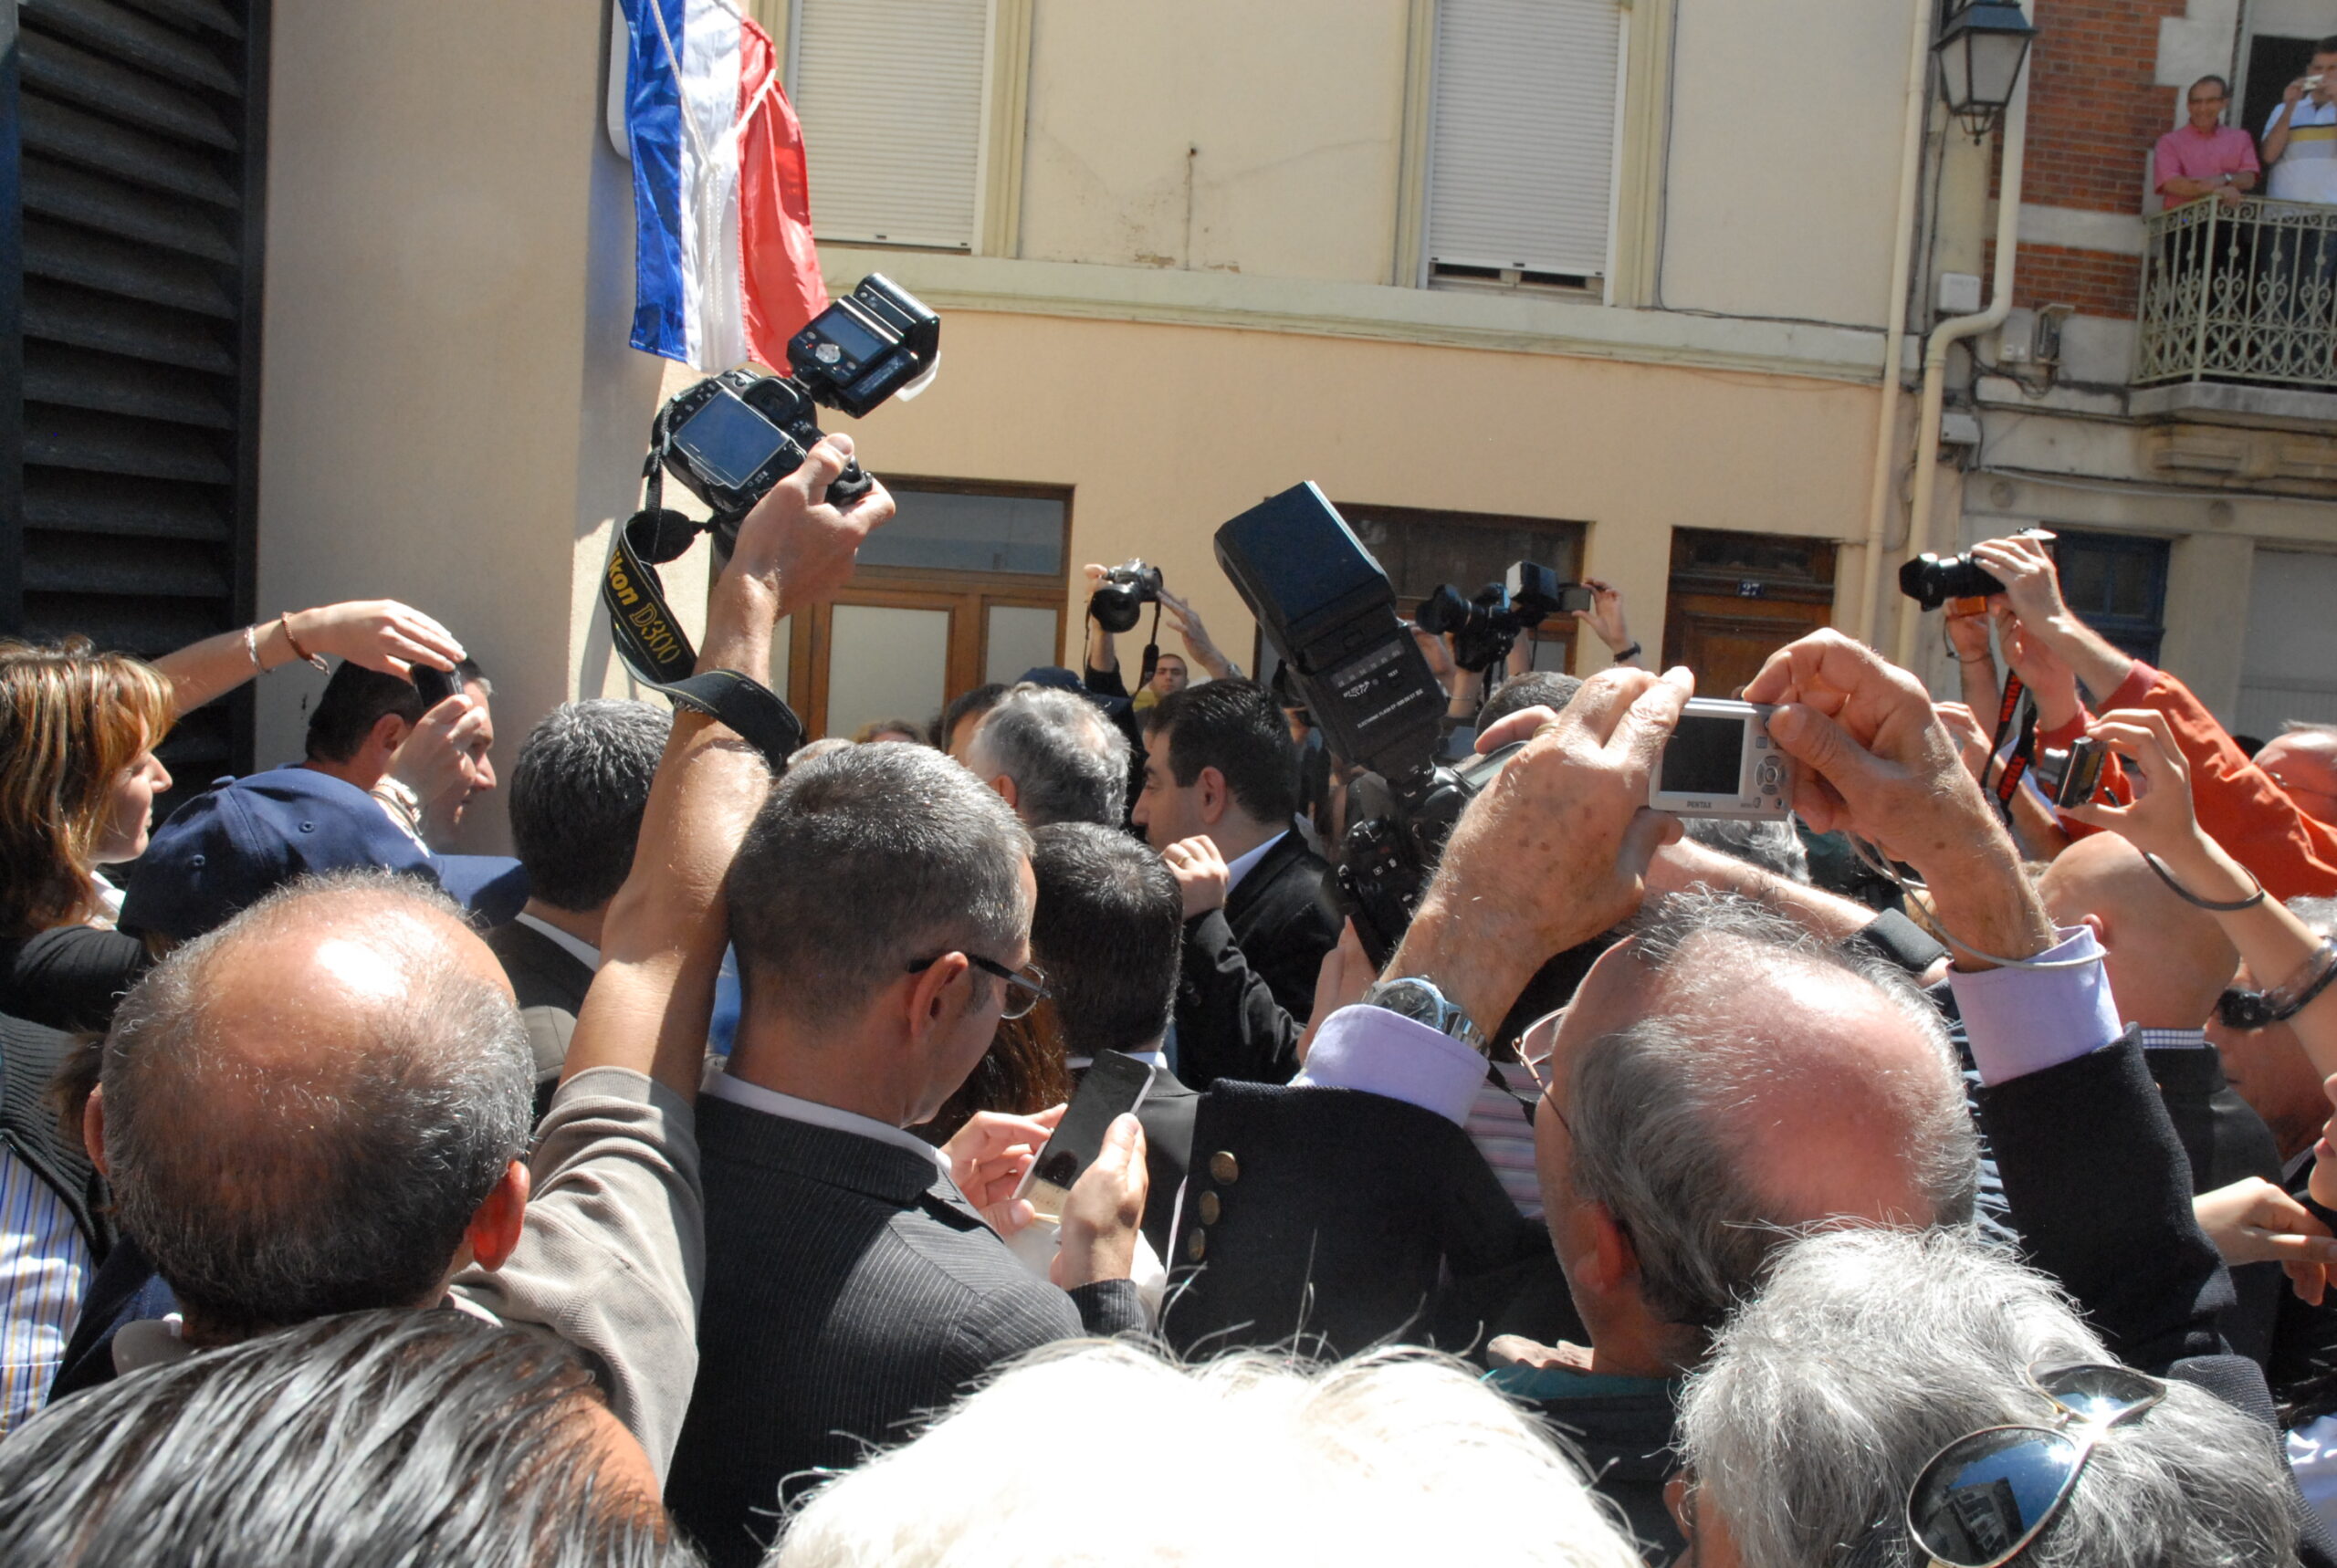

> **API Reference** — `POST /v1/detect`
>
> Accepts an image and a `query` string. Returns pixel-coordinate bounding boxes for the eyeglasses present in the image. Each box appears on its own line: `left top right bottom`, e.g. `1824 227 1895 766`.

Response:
904 953 1050 1019
1905 1362 2165 1568
1514 1007 1569 1133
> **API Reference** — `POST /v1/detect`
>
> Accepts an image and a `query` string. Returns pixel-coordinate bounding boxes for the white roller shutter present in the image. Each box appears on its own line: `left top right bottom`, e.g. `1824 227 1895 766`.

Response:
2238 547 2337 735
792 0 985 249
1428 0 1621 279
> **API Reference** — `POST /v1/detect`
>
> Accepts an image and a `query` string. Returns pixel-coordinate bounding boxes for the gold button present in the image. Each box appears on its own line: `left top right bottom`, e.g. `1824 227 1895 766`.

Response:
1198 1191 1221 1225
1186 1228 1208 1262
1209 1150 1240 1185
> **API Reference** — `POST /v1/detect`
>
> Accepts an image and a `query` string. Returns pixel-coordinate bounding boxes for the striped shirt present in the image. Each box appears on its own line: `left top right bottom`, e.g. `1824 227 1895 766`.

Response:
1465 1061 1545 1220
2269 98 2337 205
0 1144 90 1433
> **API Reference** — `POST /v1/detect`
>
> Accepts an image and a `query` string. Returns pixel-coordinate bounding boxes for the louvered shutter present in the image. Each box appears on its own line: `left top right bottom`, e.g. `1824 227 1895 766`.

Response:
1427 0 1620 280
8 0 267 786
792 0 984 250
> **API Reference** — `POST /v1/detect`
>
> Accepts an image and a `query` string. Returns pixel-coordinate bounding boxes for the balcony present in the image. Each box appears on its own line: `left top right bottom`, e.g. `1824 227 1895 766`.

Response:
2133 197 2337 426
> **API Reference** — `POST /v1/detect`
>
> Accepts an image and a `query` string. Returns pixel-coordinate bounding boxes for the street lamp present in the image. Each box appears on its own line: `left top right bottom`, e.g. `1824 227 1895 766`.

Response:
1935 1 2038 138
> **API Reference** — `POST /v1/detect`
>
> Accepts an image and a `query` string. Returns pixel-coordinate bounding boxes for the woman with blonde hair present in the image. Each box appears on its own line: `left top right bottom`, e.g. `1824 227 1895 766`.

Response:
0 600 463 1030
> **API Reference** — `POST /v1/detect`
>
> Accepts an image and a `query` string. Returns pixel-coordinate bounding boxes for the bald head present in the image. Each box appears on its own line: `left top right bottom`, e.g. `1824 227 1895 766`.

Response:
2258 727 2337 824
1543 891 1975 1341
101 873 532 1339
2038 834 2237 1030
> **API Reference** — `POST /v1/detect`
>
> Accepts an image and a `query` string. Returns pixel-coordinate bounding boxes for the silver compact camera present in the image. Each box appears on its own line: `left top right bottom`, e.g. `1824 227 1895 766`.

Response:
1649 697 1795 821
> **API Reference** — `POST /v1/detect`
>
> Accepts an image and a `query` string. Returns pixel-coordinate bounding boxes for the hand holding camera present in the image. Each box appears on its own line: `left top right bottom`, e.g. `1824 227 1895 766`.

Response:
719 432 896 625
2061 710 2240 888
1745 630 2054 964
1389 664 1693 1031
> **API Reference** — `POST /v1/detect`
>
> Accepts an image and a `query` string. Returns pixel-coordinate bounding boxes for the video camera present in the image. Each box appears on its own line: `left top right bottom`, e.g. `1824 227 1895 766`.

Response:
1216 484 1522 962
1898 529 2055 612
1415 563 1592 674
1089 560 1162 634
655 274 939 548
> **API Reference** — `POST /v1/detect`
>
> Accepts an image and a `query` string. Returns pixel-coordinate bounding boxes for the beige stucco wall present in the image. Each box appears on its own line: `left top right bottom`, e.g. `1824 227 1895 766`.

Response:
804 308 1880 678
1018 0 1409 284
1657 0 1915 328
250 0 665 852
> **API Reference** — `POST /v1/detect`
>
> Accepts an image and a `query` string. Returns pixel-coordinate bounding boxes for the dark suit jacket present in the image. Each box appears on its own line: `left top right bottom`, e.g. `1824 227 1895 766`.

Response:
483 919 593 1120
1160 1081 1543 1361
1072 1057 1196 1259
1975 1032 2337 1568
1173 831 1340 1089
665 1097 1145 1567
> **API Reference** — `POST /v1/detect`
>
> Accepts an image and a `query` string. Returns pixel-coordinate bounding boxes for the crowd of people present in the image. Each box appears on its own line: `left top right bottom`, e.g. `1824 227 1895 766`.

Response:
0 432 2334 1566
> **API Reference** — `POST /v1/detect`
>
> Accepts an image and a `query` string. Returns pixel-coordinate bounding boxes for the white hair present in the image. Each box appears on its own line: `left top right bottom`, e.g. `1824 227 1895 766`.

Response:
770 1340 1641 1568
1678 1228 2300 1568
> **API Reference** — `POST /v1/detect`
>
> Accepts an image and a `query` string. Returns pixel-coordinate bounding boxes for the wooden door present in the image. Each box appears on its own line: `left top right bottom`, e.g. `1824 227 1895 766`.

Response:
1661 530 1837 696
786 567 1065 738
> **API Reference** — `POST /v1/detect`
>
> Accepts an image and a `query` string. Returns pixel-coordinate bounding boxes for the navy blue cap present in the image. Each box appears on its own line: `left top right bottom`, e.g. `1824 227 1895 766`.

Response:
121 766 527 941
1017 665 1131 719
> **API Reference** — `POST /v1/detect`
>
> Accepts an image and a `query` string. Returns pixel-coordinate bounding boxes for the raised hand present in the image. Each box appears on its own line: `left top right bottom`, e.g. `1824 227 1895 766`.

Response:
722 434 895 620
1162 835 1231 918
288 600 466 679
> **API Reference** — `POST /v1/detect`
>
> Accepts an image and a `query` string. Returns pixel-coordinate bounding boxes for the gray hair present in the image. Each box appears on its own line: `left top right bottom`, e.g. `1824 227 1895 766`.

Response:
728 743 1032 1025
966 685 1130 828
1679 1228 2300 1568
2290 895 2337 937
2280 720 2337 740
102 872 533 1340
1569 890 1975 1335
776 1340 1641 1568
508 699 672 912
1681 817 1810 883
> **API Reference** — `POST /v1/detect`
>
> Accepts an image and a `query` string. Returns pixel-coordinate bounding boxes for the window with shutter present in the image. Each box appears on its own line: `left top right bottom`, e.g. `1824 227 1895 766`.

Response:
791 0 986 250
1426 0 1621 288
5 0 268 788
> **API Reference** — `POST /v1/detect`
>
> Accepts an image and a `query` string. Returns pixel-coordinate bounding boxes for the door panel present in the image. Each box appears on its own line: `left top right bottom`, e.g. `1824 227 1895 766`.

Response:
823 603 952 739
1662 529 1836 696
984 602 1058 685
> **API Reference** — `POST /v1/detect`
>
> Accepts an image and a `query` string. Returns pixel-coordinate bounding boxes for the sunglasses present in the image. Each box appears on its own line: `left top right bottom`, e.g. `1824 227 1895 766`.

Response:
904 953 1050 1020
2217 985 2279 1031
1906 1362 2165 1567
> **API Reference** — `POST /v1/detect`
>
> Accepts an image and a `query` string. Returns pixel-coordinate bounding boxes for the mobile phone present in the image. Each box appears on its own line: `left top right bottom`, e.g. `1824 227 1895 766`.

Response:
414 664 460 708
1016 1049 1157 1223
1648 697 1795 821
1555 583 1596 615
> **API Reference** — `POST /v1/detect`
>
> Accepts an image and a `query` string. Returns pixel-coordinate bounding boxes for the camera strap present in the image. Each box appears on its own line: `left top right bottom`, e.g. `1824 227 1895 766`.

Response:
1987 674 2037 818
601 441 806 768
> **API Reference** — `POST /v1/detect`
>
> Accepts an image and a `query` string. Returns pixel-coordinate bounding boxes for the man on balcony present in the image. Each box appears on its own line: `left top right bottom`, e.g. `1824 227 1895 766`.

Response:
2157 76 2258 207
2264 42 2337 205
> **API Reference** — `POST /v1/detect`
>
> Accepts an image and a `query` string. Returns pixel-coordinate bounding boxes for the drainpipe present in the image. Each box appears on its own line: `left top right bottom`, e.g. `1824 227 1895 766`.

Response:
1853 0 1944 644
1892 31 2032 671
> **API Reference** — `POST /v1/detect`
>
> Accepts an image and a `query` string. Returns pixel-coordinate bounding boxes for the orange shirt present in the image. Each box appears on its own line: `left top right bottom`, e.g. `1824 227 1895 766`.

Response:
2040 661 2337 899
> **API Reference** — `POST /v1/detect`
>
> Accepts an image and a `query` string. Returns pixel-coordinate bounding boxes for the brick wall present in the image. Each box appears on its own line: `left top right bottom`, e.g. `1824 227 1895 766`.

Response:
2001 0 2194 319
2014 243 2142 314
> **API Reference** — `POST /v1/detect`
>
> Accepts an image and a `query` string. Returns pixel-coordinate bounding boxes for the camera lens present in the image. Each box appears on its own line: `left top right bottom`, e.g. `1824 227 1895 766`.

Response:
1415 584 1476 637
1090 585 1143 634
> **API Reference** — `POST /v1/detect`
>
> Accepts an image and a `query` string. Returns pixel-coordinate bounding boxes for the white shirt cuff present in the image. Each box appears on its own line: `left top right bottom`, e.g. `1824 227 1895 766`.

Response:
1946 925 2122 1086
1294 1004 1488 1127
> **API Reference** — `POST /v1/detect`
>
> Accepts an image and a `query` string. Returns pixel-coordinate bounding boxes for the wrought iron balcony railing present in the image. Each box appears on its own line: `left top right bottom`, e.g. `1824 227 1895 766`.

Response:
2134 196 2337 388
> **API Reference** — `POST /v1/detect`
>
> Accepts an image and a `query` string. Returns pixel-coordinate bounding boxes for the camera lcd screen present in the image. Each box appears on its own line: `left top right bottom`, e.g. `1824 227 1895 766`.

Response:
671 391 788 490
1661 714 1745 797
810 308 887 366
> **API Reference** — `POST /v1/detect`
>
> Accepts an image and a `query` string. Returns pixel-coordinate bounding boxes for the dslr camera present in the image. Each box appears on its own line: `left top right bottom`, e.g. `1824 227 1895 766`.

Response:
1414 563 1593 674
1898 528 2055 612
1217 485 1525 961
1089 560 1163 634
655 274 939 545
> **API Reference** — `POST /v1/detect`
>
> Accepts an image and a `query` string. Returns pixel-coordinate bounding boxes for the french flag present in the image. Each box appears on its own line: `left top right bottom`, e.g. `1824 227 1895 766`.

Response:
618 0 829 371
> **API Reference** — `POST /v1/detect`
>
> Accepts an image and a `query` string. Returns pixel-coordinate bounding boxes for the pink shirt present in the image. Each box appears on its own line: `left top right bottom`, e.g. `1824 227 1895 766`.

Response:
2155 123 2260 193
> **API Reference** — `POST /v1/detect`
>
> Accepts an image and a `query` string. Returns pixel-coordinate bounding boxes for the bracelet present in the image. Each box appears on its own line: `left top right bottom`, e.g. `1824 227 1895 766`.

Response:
278 612 329 673
2143 852 2266 912
2260 938 2337 1025
1614 642 1642 664
242 623 265 673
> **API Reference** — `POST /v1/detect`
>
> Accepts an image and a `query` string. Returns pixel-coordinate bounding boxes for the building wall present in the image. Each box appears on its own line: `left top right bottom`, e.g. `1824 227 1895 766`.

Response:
791 307 1880 685
250 0 665 852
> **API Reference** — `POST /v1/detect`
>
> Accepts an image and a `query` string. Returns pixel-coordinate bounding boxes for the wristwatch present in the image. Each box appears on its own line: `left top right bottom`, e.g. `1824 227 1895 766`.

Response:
1359 977 1488 1052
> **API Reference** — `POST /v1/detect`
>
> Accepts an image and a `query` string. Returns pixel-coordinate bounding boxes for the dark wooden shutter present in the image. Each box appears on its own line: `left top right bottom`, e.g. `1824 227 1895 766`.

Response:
4 0 269 787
